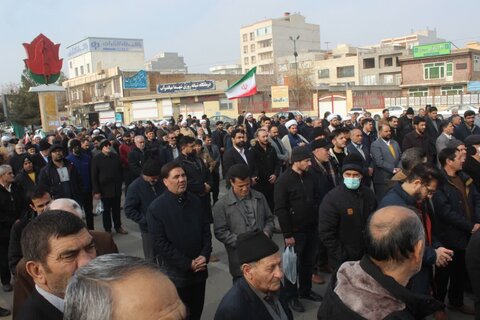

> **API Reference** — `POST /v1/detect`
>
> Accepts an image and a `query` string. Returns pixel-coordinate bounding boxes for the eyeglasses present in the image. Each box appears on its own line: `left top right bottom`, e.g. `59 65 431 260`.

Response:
422 184 436 196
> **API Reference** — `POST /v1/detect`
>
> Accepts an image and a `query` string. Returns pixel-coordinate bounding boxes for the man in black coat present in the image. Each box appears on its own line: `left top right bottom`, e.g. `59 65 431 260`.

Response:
222 129 256 179
211 121 226 154
251 129 280 211
318 154 377 269
38 144 83 206
0 164 26 292
214 231 293 320
466 229 480 319
432 147 480 316
147 162 212 320
159 131 180 164
274 146 322 313
91 140 127 234
128 135 148 180
14 155 39 195
454 110 480 141
125 160 164 261
463 134 480 191
402 116 432 162
397 107 414 147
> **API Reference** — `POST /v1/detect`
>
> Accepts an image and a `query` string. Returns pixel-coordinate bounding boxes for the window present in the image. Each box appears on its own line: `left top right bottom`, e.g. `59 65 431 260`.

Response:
383 74 393 84
474 55 480 71
408 87 428 97
86 63 90 73
244 57 249 65
337 66 355 78
446 62 453 77
75 67 78 77
256 26 272 37
80 66 84 75
441 85 463 95
220 98 233 110
363 58 375 69
243 45 248 54
250 44 255 53
251 56 256 64
318 69 330 79
396 57 400 66
395 74 402 85
456 63 467 70
258 39 272 48
250 32 255 41
259 52 272 60
69 61 73 68
424 62 446 79
384 57 393 67
362 75 377 85
242 34 248 42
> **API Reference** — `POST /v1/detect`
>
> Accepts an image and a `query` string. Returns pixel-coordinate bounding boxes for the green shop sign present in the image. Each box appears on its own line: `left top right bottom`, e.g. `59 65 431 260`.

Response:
413 42 451 58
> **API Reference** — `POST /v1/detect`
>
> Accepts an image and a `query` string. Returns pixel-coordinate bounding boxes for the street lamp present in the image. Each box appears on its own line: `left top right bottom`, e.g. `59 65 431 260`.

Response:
289 35 300 108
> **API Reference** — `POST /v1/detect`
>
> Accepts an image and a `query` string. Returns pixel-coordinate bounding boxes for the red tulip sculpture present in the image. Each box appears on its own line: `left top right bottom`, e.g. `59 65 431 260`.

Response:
23 34 63 85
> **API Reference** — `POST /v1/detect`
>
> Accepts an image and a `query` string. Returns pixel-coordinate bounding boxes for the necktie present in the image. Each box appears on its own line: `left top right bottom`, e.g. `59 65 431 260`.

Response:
388 143 396 159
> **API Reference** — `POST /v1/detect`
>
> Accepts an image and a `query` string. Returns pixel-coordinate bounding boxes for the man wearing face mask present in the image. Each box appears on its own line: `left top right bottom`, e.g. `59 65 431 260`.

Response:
318 154 377 269
125 160 165 261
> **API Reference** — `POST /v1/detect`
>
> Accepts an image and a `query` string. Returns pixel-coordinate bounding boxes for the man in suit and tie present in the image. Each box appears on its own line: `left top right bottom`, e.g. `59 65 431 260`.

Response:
347 128 373 186
159 131 180 164
222 129 257 180
371 124 402 201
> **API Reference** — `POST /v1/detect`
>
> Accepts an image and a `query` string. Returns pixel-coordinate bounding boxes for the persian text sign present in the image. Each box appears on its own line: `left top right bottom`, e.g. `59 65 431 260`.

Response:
271 85 289 109
157 80 215 94
413 42 451 58
67 38 144 58
123 70 147 89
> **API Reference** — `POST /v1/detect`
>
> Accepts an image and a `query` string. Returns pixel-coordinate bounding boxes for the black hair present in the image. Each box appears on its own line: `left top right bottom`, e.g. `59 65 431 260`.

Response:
178 136 195 149
465 110 475 118
439 120 451 132
160 162 183 179
406 163 442 184
231 128 245 139
428 106 438 113
413 116 426 125
28 185 51 204
227 164 251 182
438 147 458 167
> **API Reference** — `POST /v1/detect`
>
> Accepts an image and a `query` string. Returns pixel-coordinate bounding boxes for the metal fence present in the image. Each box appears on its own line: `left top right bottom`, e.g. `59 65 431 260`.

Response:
384 94 480 109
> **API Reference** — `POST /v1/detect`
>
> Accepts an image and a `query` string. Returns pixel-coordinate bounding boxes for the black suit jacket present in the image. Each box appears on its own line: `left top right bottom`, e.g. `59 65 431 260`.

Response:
222 147 256 177
17 289 63 320
214 278 293 320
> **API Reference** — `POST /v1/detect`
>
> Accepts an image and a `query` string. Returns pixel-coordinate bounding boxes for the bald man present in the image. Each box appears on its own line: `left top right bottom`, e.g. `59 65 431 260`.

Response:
64 254 186 320
317 206 443 319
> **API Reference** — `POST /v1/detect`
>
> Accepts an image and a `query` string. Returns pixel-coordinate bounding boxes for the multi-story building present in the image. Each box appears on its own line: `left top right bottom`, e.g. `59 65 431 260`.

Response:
145 52 188 74
66 37 145 78
240 13 320 74
314 44 360 86
397 42 480 107
380 29 445 49
209 64 242 75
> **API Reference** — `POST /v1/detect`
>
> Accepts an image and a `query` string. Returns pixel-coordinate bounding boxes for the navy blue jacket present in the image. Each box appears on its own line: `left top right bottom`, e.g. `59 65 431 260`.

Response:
454 123 480 142
147 191 212 288
125 176 164 233
214 277 293 320
66 152 91 192
432 170 480 250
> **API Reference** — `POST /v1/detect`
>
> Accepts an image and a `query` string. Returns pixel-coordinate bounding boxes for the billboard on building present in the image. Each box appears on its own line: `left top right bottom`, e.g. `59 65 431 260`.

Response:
156 80 215 94
271 85 289 109
123 70 147 89
413 42 451 58
67 37 144 58
467 81 480 92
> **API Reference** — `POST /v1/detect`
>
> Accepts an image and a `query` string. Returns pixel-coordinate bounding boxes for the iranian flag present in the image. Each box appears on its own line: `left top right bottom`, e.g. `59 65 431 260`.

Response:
225 67 257 100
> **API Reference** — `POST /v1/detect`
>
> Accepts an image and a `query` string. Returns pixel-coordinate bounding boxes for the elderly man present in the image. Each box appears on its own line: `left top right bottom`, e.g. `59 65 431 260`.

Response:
214 230 293 320
147 162 212 320
125 160 164 261
0 164 26 293
213 164 275 282
17 211 97 320
317 206 444 319
280 120 309 163
64 254 187 320
128 135 148 180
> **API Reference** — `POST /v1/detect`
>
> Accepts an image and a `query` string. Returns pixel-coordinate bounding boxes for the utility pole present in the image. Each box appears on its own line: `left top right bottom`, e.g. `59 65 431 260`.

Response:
289 35 300 108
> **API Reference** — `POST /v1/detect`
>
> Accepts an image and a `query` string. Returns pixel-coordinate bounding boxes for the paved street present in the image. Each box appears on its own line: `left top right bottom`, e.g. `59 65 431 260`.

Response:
0 183 475 319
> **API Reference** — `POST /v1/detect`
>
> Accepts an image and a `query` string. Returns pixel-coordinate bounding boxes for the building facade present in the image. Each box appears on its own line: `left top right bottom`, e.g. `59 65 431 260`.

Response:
209 64 242 75
380 29 445 49
145 52 188 74
66 37 145 78
240 13 320 74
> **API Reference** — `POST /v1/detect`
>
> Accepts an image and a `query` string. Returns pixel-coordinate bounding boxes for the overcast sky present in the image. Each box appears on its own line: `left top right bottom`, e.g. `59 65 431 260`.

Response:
1 0 478 87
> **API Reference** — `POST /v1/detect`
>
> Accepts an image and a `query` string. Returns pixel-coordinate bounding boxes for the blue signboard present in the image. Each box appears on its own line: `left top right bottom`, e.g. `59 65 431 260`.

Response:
157 80 216 94
123 70 147 89
467 81 480 92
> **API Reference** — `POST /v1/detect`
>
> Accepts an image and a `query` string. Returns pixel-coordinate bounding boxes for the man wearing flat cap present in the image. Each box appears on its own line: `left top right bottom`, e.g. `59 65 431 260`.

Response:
280 120 309 163
91 140 128 234
274 146 322 313
38 144 82 206
125 159 165 261
463 134 480 192
318 154 377 269
214 230 293 320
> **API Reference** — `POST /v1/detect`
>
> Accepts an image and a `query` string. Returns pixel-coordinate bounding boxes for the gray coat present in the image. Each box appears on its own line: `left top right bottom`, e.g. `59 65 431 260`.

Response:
268 137 289 163
371 139 401 184
213 188 275 276
435 133 452 155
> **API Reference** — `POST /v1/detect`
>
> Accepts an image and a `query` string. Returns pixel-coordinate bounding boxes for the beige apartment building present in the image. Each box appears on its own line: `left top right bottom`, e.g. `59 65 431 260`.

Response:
381 29 445 49
240 13 320 74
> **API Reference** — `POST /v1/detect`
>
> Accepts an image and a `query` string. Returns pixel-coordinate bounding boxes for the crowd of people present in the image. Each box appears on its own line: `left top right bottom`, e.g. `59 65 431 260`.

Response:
0 106 480 319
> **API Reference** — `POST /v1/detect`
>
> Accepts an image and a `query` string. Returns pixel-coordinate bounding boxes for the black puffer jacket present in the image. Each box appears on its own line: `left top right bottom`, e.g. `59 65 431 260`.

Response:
0 182 26 238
